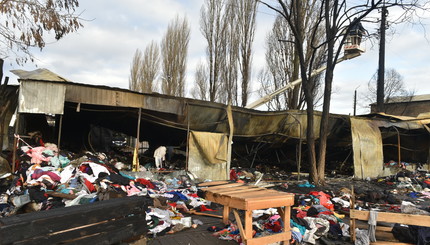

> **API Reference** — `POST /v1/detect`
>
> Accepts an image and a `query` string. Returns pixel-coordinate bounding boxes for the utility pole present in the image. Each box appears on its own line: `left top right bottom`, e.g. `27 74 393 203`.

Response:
377 7 388 112
353 89 357 116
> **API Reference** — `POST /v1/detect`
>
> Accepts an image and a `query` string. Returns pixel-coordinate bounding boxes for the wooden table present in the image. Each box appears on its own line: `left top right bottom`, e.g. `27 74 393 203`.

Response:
199 182 294 245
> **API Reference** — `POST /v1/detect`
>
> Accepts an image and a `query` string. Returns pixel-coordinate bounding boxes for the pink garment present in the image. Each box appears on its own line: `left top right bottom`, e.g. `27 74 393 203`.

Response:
421 192 430 199
27 146 51 164
126 183 141 196
270 214 281 221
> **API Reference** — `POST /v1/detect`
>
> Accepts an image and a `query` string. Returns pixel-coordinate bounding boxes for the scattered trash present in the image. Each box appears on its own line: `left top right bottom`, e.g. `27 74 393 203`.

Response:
1 140 430 245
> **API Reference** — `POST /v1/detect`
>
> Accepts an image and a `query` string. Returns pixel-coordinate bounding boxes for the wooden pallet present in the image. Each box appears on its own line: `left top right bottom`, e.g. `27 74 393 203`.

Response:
201 182 294 245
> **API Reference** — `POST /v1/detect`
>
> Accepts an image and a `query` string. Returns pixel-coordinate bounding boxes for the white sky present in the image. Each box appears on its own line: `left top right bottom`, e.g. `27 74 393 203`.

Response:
4 0 430 116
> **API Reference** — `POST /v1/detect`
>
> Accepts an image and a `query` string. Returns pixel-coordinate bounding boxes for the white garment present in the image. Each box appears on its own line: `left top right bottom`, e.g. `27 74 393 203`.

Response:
60 165 75 183
88 162 110 178
153 146 167 168
303 217 330 244
332 197 350 208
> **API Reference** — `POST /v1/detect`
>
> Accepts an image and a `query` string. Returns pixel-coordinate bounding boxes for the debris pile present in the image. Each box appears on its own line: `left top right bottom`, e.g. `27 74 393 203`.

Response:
1 142 430 244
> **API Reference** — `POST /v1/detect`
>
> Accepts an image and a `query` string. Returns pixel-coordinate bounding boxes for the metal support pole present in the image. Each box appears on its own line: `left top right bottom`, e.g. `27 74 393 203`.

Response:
246 55 360 109
298 123 302 180
226 104 234 180
133 108 142 172
185 103 190 171
393 126 401 167
353 89 357 116
11 113 20 173
57 114 63 150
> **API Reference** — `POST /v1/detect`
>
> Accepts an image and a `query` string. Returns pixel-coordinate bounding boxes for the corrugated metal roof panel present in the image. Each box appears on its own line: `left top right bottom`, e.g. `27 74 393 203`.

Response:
18 81 66 114
11 68 70 82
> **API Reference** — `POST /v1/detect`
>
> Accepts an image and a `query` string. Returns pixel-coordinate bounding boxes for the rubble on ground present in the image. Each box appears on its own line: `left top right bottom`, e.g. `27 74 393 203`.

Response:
1 143 430 244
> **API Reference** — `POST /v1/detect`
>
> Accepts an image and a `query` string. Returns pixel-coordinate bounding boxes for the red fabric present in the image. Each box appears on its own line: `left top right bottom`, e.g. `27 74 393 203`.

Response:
84 178 96 192
264 221 282 233
167 202 177 207
135 178 156 189
230 169 238 181
309 191 334 210
200 205 216 212
79 164 89 173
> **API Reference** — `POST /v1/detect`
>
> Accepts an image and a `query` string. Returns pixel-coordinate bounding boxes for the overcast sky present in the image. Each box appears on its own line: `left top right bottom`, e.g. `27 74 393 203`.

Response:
4 0 430 115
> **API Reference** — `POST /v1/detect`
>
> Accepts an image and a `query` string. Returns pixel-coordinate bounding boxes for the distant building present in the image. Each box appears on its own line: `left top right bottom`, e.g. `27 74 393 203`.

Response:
370 94 430 117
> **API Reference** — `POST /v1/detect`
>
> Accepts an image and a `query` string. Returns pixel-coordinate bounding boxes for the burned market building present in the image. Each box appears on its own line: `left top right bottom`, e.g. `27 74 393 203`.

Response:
1 69 430 181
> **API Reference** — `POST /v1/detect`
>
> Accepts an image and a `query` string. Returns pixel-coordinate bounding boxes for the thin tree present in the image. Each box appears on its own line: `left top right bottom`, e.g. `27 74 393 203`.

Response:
141 41 160 93
200 0 228 102
0 0 83 64
191 61 209 100
236 0 257 107
160 15 190 97
219 0 240 105
261 0 428 185
129 49 143 92
129 43 160 93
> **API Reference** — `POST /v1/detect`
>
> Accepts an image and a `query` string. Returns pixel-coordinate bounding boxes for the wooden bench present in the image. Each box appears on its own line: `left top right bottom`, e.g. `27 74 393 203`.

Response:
0 196 151 245
199 182 294 245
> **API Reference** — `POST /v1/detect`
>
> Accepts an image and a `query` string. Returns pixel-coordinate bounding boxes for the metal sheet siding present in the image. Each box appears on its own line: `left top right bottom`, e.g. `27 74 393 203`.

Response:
18 81 66 114
65 84 183 115
65 85 118 106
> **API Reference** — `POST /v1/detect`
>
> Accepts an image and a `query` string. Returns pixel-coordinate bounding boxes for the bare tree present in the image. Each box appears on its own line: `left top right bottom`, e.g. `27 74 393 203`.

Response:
365 68 413 104
161 15 190 97
129 43 160 93
361 68 415 114
200 0 228 102
191 61 209 100
258 10 325 111
219 0 240 105
129 49 143 92
199 0 257 106
0 0 83 64
141 41 160 93
236 0 257 107
261 0 428 185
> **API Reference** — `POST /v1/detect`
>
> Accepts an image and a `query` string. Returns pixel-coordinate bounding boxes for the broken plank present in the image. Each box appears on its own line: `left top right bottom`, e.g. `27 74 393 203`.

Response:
371 243 414 245
246 231 291 245
200 183 245 191
197 181 230 187
350 210 430 227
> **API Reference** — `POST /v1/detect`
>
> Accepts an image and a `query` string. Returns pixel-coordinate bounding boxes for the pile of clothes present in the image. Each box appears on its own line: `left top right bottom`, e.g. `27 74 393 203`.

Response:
0 143 199 218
